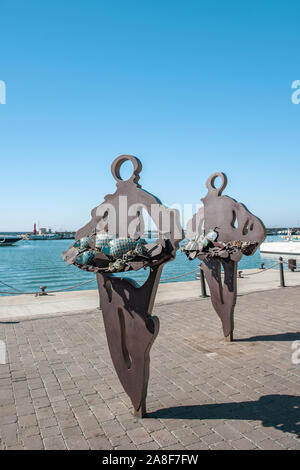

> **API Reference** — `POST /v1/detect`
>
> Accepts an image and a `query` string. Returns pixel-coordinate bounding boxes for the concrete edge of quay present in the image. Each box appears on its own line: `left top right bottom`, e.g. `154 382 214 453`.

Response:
0 268 300 323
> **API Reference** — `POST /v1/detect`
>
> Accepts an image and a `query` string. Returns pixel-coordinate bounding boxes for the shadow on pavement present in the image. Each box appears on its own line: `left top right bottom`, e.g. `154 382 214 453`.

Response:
236 332 300 342
148 394 300 437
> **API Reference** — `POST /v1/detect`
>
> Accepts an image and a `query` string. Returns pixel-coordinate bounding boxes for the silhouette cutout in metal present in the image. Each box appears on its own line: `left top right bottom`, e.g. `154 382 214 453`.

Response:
185 172 266 342
63 155 183 417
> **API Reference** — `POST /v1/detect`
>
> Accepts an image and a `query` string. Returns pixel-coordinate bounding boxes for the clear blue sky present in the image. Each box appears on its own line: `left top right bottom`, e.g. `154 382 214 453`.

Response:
1 0 300 231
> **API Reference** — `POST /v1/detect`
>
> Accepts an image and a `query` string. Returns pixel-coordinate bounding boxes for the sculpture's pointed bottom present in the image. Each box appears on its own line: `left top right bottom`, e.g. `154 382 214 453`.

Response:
134 401 146 418
225 332 234 342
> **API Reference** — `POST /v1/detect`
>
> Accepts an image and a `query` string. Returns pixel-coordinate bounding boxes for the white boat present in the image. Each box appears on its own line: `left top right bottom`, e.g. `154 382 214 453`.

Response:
260 229 300 255
260 240 300 255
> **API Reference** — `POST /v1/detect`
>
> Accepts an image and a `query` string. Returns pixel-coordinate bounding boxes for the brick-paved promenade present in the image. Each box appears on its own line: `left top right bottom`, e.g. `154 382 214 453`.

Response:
0 287 299 450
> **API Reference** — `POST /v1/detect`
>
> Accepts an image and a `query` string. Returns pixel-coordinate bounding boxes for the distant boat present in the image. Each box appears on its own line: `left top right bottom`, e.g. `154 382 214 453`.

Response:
21 233 75 240
260 229 300 255
27 233 61 240
20 223 75 241
0 235 22 246
21 224 75 240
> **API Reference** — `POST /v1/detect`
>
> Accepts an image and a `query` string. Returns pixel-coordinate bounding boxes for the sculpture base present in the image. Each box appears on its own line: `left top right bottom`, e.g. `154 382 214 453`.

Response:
134 401 146 418
225 332 233 342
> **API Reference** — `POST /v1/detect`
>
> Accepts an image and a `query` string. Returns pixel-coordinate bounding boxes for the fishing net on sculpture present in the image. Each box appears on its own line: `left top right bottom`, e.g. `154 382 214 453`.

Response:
183 172 266 341
64 232 174 274
182 229 260 261
63 154 183 417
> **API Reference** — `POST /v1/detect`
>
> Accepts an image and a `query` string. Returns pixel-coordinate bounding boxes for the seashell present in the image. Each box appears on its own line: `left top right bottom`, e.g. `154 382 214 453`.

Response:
206 230 218 242
197 242 204 252
202 237 209 248
110 258 126 272
185 240 198 251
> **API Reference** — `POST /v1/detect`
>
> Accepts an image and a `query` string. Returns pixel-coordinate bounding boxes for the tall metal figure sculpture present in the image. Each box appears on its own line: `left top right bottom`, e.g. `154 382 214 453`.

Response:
63 155 183 417
184 172 266 342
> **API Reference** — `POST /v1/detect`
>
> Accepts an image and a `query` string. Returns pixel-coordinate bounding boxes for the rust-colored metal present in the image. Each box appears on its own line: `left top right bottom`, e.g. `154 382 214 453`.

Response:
186 172 266 341
97 268 162 417
63 155 183 417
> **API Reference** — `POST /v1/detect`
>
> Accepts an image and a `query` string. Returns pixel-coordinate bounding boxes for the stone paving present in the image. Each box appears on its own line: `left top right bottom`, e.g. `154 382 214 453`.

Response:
0 287 299 450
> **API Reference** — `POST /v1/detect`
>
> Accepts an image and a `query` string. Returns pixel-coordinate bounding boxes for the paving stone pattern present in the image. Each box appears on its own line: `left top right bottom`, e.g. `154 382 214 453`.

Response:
0 287 299 450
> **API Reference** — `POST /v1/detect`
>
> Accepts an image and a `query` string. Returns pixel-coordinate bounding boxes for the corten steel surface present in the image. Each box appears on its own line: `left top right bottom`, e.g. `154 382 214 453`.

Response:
186 172 266 342
64 155 183 417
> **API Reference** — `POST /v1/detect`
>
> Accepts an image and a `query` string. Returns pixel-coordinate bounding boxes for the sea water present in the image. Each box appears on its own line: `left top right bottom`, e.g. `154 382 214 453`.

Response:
0 235 293 296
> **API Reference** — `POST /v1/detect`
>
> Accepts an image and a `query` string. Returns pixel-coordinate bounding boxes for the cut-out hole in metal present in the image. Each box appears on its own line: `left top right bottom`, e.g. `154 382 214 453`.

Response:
104 280 112 303
118 308 132 370
243 219 249 235
231 210 238 229
119 160 135 181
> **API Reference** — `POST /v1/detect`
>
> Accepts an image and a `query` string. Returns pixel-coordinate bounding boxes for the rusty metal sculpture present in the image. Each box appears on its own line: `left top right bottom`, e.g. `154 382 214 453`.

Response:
63 155 183 417
184 172 266 342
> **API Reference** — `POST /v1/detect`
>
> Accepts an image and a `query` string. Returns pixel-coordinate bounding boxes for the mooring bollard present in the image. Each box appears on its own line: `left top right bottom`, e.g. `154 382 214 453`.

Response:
279 257 285 287
35 285 47 296
260 263 265 269
199 266 208 298
288 259 296 272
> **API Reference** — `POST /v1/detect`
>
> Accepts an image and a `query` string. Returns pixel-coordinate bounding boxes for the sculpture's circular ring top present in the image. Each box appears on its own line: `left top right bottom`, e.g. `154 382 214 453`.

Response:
111 154 142 183
206 172 227 196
